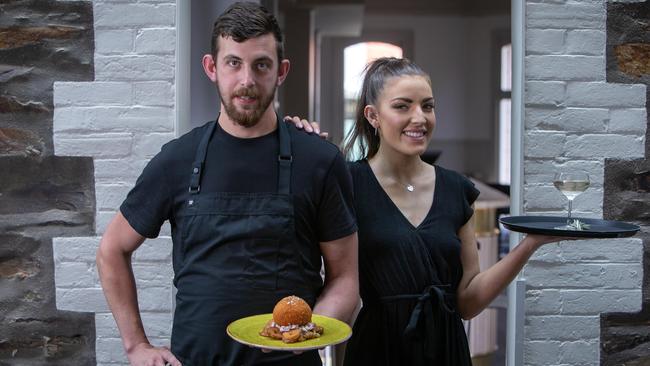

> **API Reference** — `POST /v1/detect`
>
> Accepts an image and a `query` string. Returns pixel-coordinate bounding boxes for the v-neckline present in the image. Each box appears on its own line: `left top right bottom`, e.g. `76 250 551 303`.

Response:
363 159 438 230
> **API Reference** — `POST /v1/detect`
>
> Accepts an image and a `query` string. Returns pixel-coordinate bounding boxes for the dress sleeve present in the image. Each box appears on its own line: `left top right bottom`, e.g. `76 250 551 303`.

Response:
119 149 172 238
316 151 358 242
461 175 480 225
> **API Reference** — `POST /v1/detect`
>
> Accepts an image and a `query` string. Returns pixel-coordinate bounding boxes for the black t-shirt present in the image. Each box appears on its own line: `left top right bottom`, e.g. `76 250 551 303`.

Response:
120 119 357 248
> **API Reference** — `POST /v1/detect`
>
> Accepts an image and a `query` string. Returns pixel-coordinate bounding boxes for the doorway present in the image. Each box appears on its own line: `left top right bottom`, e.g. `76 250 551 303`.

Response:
318 30 414 146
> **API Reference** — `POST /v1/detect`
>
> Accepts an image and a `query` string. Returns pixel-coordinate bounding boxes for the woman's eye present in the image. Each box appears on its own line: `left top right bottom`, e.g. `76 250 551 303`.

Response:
393 104 408 110
423 104 435 111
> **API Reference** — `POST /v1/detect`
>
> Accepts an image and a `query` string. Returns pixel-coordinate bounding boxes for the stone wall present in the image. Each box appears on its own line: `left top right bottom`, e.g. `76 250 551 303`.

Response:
0 1 96 365
523 0 647 364
51 0 177 364
600 2 650 365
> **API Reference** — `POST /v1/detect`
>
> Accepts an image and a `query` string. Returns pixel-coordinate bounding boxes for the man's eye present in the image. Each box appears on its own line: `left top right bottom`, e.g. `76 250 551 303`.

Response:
227 60 240 67
257 63 270 70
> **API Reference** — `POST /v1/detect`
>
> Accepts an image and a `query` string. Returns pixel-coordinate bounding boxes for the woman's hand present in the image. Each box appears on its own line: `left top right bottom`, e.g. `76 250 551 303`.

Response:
524 234 578 250
284 116 328 139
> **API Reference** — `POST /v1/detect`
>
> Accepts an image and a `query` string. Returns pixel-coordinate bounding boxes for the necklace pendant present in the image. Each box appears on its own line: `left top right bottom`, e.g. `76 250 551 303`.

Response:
406 184 414 192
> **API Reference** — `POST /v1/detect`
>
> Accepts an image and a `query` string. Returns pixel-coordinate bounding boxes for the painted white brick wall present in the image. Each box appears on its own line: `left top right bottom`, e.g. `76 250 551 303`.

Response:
52 0 177 364
523 0 646 365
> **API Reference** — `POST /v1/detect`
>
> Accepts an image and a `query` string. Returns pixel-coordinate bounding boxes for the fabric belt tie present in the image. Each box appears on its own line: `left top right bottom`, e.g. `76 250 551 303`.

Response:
379 284 455 362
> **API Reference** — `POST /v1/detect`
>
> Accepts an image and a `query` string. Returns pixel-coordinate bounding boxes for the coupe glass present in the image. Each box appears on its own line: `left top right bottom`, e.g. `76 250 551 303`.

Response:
553 172 590 230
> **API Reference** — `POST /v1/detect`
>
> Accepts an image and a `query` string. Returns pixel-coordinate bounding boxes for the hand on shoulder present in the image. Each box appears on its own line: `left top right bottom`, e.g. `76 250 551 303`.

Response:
284 116 328 139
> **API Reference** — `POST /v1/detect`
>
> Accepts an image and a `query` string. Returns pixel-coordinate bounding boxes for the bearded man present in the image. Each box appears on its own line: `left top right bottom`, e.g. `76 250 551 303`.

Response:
96 2 359 365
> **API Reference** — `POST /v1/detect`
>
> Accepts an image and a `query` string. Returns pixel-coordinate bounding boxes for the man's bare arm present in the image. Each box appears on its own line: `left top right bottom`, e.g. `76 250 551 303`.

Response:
313 232 360 324
96 211 181 366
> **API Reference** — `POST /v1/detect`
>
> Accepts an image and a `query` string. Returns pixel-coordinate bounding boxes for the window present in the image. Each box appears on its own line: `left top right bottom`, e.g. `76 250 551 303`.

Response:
343 42 403 160
498 43 512 185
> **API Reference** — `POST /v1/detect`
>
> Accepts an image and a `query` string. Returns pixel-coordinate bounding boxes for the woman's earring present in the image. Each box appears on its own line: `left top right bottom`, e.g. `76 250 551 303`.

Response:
374 126 378 136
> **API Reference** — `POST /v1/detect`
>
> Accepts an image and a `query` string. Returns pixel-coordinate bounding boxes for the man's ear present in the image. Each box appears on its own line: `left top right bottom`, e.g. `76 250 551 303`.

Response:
276 59 290 86
364 105 378 127
202 54 218 83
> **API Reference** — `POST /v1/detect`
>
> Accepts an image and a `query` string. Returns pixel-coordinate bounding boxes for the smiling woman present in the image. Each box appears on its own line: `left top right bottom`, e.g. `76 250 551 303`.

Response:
284 56 578 366
337 58 478 365
364 75 435 158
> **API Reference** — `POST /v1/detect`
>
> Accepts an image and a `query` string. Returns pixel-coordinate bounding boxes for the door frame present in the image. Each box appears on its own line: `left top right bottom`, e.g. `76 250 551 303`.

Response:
506 0 525 365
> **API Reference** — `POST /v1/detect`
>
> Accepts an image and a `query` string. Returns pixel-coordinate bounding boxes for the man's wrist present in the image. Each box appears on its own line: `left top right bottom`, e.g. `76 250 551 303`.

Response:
124 338 150 354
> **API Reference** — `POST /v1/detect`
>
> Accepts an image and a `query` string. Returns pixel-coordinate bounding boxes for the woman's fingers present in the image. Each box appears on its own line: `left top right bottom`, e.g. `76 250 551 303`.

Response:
308 121 320 134
283 116 323 134
283 116 306 130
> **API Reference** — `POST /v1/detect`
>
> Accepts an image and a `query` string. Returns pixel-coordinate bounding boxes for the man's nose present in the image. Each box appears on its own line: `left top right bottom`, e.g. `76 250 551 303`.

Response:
240 67 255 87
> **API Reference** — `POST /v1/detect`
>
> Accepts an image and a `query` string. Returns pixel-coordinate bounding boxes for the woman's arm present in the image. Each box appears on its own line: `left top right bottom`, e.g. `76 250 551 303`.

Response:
455 211 567 319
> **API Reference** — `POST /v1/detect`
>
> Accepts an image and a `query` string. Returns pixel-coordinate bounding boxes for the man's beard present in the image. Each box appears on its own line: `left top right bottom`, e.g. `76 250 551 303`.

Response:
220 84 276 128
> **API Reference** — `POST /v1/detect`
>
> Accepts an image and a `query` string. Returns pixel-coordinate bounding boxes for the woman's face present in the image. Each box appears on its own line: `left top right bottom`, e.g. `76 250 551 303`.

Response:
369 75 436 157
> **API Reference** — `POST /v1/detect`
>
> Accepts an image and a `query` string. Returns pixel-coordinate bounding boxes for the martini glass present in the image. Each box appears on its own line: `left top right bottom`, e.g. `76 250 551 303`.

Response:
553 172 590 230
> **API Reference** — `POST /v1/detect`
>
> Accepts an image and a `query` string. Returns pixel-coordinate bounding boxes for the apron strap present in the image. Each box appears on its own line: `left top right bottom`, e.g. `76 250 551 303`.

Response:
189 116 292 195
277 117 292 195
189 121 218 194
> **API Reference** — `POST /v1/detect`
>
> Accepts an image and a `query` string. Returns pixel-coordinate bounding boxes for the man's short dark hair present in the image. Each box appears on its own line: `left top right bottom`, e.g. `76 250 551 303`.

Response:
211 2 284 61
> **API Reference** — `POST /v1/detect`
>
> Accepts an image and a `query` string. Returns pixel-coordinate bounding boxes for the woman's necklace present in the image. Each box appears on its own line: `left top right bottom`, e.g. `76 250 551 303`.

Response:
370 158 423 193
397 181 415 192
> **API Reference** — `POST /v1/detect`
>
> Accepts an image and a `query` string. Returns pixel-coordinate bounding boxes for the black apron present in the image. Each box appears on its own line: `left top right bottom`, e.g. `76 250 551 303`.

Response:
170 119 322 366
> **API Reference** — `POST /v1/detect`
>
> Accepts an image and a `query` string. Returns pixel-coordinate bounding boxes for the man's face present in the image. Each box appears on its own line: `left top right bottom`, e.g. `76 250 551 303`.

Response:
213 34 281 127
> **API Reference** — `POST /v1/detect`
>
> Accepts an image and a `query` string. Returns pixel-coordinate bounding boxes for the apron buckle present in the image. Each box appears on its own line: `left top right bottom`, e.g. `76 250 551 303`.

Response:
278 155 293 162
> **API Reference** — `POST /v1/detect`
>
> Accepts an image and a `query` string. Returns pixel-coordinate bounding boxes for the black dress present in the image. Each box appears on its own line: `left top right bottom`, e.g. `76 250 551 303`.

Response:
344 160 479 366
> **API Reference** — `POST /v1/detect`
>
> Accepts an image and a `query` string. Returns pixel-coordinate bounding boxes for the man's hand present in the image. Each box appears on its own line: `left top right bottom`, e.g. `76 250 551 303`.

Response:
284 116 328 139
127 342 182 366
259 347 303 355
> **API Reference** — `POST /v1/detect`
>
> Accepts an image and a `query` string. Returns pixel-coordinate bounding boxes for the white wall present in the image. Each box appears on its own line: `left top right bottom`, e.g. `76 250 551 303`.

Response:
522 0 645 364
52 1 178 364
364 14 510 181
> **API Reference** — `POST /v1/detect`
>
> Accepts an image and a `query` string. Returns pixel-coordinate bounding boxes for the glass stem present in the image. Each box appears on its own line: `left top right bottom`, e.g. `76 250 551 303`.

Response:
567 198 573 224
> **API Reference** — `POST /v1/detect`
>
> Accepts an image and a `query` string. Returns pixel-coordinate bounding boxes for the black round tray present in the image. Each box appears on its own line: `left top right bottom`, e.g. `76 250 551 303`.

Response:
499 216 640 238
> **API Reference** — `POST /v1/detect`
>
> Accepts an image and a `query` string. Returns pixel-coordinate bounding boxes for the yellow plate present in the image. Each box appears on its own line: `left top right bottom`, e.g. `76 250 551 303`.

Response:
227 313 352 351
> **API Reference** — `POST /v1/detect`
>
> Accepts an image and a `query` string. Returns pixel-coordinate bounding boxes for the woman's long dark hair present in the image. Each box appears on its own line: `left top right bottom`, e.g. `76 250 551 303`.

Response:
342 57 431 160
